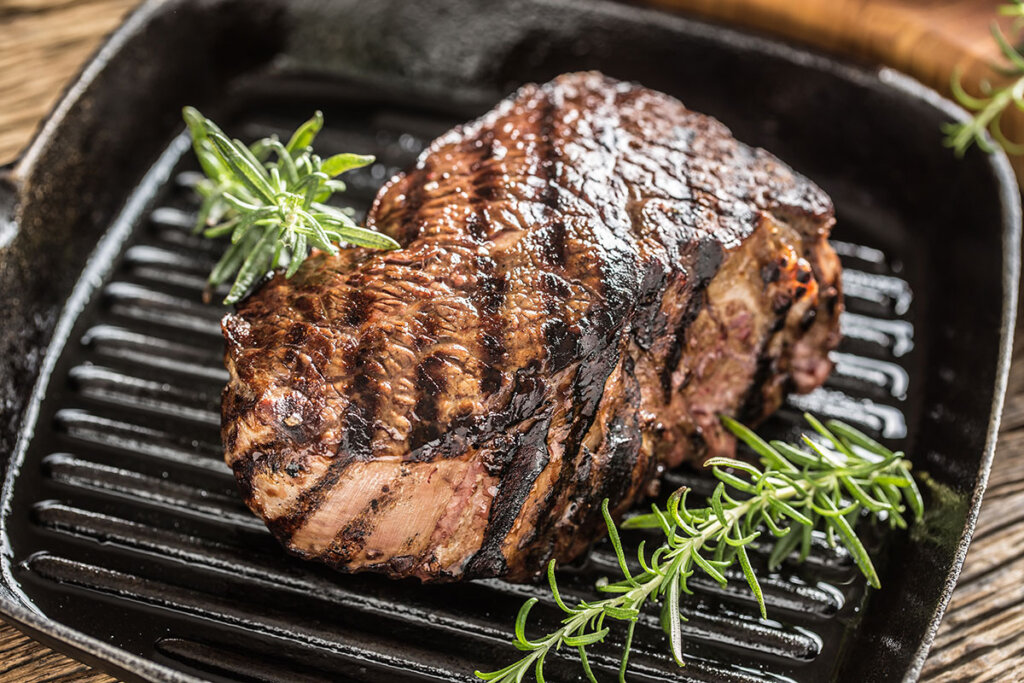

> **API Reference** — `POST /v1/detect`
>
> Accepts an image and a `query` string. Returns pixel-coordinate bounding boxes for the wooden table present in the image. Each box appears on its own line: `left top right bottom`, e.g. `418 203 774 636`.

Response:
1 1 1022 681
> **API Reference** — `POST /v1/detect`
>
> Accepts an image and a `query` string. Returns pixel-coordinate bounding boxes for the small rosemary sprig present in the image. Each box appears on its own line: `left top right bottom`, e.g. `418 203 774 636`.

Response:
477 414 923 683
944 0 1024 156
182 107 399 304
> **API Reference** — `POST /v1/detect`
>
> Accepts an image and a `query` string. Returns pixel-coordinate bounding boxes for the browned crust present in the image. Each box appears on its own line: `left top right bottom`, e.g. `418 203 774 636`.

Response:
220 71 841 582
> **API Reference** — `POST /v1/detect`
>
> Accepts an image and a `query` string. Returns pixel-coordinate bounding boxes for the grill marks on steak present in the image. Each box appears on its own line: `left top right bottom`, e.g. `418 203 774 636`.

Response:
221 72 842 582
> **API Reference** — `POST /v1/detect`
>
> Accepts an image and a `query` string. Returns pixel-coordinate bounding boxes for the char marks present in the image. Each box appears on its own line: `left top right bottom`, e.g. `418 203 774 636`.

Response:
409 353 448 451
465 415 551 577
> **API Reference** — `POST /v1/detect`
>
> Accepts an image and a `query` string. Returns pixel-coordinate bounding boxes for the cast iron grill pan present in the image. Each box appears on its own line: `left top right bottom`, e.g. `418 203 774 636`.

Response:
0 85 928 683
0 1 1017 682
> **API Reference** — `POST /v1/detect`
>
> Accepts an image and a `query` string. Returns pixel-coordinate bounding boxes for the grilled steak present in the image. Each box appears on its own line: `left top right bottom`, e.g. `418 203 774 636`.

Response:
221 72 842 582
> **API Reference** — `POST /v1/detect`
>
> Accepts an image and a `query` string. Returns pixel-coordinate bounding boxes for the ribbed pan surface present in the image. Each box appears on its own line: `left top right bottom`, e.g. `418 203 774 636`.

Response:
5 88 918 682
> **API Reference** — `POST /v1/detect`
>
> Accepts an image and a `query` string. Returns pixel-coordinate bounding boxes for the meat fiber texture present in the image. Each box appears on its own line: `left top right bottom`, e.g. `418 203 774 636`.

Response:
221 72 842 582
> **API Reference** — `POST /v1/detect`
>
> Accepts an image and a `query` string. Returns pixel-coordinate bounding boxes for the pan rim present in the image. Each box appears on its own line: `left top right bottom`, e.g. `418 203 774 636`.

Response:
872 66 1021 682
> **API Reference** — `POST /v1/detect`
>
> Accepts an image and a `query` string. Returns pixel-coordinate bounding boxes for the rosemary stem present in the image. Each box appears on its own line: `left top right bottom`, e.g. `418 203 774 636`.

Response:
529 482 806 667
182 107 399 304
951 77 1022 153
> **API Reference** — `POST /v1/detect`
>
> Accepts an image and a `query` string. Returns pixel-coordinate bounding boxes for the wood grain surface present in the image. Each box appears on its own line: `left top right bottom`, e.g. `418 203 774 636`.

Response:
0 1 1022 681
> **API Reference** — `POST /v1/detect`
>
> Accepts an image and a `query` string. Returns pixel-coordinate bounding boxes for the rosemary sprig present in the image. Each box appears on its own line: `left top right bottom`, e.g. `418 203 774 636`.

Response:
477 414 923 683
944 0 1024 156
182 107 400 304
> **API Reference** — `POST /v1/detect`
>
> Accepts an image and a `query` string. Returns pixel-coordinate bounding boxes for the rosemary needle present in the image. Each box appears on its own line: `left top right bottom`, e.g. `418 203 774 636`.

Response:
182 107 400 305
477 414 923 683
944 0 1024 156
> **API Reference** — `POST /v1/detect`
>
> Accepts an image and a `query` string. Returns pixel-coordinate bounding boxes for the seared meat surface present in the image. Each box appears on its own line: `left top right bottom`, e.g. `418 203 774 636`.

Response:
221 72 842 582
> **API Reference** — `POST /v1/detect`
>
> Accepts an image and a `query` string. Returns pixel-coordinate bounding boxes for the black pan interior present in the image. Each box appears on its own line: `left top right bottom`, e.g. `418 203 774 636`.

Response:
0 1 1017 681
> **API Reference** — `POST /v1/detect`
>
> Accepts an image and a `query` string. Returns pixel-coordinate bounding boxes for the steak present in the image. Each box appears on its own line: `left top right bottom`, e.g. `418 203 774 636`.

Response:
221 72 842 582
